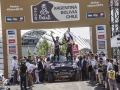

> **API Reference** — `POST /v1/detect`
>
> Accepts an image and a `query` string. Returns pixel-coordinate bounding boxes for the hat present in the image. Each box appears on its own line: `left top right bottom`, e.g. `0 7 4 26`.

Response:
56 36 59 38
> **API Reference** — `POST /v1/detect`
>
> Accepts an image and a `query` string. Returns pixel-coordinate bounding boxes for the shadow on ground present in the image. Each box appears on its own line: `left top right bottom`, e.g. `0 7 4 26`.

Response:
86 80 104 90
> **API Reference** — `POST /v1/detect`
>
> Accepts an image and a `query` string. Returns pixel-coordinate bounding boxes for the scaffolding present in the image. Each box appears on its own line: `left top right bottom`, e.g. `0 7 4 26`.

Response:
109 0 120 57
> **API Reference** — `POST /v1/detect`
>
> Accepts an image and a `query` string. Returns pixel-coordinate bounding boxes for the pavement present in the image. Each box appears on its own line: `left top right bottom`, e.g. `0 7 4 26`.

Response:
8 80 105 90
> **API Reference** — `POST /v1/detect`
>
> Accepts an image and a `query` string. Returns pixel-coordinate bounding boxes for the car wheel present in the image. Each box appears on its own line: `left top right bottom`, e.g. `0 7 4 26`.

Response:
75 72 79 81
48 73 53 83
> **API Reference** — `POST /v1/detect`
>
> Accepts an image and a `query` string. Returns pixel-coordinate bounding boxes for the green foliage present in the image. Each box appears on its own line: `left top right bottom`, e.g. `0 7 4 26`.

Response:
37 37 49 56
27 46 33 56
60 37 67 55
50 43 54 54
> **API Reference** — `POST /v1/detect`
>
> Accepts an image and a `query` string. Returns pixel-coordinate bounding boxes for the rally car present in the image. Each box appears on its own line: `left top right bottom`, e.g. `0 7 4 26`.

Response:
46 55 79 83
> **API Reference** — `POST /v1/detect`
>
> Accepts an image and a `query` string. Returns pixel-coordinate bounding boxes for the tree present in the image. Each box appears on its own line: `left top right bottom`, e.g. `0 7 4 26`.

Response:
27 46 33 56
60 37 67 55
37 37 49 56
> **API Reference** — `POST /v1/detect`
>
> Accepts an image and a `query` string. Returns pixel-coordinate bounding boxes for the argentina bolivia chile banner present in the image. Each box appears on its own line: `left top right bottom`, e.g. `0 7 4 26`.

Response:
31 0 80 22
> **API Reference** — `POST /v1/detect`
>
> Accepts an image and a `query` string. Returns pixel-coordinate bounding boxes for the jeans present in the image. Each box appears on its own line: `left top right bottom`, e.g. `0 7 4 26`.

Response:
13 70 18 84
20 73 26 89
108 80 117 90
92 67 96 80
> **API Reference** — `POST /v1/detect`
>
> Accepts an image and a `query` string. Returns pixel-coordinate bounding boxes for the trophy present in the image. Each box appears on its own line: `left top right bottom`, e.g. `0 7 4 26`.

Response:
50 31 54 36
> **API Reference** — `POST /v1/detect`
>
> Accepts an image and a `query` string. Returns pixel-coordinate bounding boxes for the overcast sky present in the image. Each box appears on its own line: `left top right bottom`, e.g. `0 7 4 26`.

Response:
70 27 90 39
21 27 90 39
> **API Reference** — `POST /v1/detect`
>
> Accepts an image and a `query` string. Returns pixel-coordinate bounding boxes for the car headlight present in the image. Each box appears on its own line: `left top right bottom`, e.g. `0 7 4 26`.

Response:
73 65 77 68
51 66 55 69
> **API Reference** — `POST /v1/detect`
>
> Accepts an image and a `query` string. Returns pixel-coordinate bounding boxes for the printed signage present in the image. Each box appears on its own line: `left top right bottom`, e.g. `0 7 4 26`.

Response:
97 40 107 50
7 30 15 35
7 45 18 55
87 2 103 7
72 44 79 54
96 25 106 40
6 30 17 44
6 5 23 11
87 12 105 19
6 16 25 22
31 1 80 22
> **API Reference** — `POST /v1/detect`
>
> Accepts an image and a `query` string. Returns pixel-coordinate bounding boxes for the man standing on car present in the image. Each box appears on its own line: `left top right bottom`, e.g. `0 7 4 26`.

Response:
50 31 63 62
64 30 75 61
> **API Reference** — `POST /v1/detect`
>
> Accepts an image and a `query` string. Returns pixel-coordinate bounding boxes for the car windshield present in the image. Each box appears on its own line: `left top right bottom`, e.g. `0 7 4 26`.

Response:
50 55 68 63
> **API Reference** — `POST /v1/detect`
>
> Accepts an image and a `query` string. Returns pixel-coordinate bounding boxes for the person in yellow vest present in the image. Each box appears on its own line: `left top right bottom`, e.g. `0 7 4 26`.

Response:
107 68 117 90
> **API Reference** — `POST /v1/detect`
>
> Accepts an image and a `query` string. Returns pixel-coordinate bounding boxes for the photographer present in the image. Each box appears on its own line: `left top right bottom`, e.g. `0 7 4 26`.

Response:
18 62 27 90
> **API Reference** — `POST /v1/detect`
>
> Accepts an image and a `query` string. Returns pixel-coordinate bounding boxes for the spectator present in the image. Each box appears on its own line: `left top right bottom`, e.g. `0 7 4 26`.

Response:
81 55 87 81
11 56 18 85
108 68 117 90
28 62 37 87
18 61 27 90
98 58 103 85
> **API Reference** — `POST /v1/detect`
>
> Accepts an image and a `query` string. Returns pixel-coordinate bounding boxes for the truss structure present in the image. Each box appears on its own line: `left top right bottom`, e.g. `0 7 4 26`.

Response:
109 0 120 57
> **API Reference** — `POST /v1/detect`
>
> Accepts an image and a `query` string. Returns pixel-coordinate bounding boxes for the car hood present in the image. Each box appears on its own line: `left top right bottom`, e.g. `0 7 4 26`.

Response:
49 62 74 67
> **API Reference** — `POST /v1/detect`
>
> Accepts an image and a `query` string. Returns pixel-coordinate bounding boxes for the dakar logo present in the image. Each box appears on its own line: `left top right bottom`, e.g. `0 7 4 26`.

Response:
39 4 51 20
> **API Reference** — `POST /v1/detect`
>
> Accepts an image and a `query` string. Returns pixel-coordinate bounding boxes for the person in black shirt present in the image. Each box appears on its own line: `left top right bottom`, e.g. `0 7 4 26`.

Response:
18 62 27 90
50 32 63 62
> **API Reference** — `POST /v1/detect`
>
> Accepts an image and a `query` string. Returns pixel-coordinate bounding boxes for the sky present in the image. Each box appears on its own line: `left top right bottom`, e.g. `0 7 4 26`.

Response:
70 27 90 39
21 27 90 39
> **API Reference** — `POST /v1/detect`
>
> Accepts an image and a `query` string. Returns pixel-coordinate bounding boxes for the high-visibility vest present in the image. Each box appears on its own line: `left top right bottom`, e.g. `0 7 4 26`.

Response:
108 70 115 80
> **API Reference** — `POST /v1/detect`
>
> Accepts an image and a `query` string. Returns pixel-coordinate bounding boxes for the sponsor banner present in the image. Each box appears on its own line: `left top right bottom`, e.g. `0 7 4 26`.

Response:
6 30 17 44
72 44 79 54
31 1 80 22
5 16 25 22
96 25 106 40
97 40 107 50
7 45 18 55
87 12 105 19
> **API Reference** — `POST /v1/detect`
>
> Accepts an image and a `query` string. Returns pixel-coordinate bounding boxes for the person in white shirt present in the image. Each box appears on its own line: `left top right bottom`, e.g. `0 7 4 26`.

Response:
106 59 113 71
11 56 18 85
113 56 117 65
90 54 98 81
26 59 30 69
102 54 107 65
27 62 37 87
73 55 79 65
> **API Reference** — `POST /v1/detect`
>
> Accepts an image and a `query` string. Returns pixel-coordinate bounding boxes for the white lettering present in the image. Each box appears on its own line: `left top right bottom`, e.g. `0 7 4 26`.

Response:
87 2 103 7
39 15 51 20
6 5 23 11
61 10 77 14
66 15 77 19
54 5 77 10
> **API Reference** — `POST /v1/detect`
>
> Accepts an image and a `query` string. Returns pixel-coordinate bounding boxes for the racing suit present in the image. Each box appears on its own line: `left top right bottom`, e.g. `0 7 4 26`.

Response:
64 33 74 61
51 35 63 61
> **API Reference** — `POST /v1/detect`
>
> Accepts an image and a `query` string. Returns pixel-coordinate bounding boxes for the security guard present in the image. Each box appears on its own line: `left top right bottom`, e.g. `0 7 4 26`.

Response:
18 62 27 90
